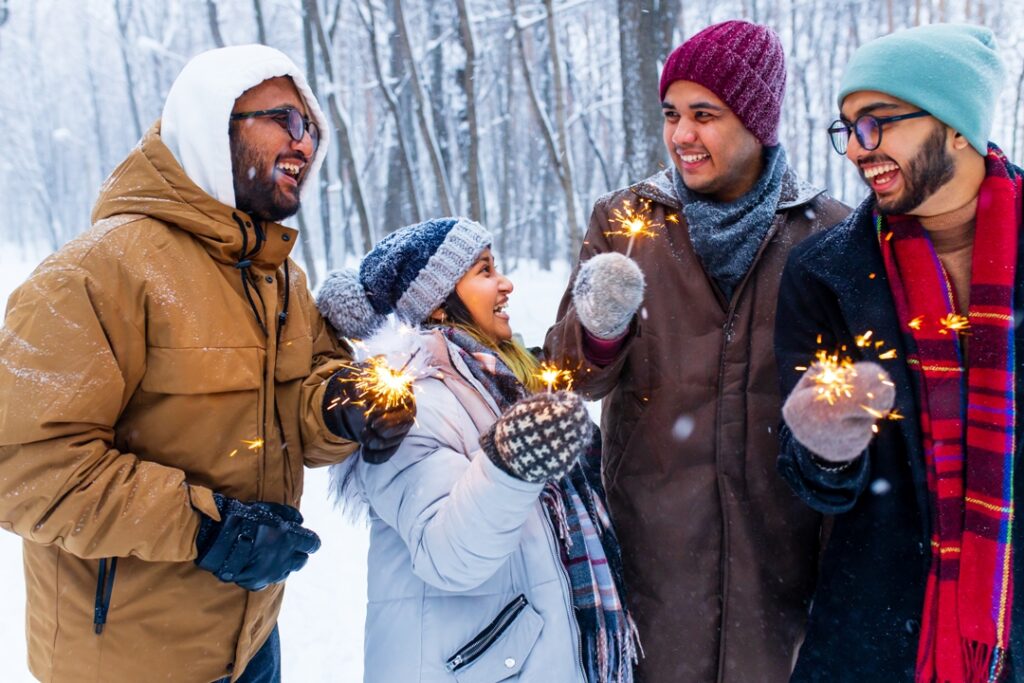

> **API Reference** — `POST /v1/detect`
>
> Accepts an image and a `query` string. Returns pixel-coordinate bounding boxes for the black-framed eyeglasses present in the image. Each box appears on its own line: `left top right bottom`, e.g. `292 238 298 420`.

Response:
827 111 931 154
230 107 320 149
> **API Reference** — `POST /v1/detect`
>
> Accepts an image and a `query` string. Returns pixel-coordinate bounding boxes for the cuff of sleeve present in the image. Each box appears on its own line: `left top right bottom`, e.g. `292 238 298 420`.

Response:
582 328 629 367
476 449 546 496
187 484 220 521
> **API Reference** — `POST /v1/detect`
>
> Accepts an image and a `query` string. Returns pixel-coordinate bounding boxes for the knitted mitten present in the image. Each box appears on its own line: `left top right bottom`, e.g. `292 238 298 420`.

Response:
783 361 896 463
480 391 594 483
572 253 645 340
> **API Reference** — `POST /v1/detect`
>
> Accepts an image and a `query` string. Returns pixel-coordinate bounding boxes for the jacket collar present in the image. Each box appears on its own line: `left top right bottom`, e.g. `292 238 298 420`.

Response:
629 164 825 211
92 122 297 269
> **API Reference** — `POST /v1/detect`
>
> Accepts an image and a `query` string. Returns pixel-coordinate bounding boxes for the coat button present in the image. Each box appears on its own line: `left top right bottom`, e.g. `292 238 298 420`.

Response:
905 618 920 634
282 234 291 242
265 275 274 283
504 657 515 668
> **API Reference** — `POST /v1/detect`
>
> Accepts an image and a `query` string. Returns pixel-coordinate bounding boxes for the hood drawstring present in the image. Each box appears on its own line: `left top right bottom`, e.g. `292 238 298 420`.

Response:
231 212 289 344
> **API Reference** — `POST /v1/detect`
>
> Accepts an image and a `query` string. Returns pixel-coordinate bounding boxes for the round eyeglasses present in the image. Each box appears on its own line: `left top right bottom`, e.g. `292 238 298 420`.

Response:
230 107 320 149
827 111 931 155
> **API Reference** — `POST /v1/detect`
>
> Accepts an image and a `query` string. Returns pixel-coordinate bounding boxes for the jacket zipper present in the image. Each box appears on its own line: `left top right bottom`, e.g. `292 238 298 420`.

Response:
712 221 779 683
92 557 118 635
445 594 529 673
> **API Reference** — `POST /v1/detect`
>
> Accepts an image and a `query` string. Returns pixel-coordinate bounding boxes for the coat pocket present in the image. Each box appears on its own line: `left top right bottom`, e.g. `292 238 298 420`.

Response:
142 347 261 394
446 595 543 682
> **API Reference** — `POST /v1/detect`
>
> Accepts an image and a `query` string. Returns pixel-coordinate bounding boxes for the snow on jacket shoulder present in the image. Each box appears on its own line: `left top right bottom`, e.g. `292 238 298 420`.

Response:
343 328 587 683
0 122 357 683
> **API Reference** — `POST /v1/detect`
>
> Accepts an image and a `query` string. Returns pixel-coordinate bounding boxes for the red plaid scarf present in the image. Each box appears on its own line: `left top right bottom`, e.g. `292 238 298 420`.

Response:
877 145 1021 683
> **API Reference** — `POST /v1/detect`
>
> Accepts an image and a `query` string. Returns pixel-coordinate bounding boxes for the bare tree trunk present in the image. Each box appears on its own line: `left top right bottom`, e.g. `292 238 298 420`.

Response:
114 0 143 142
1012 59 1024 162
393 0 455 215
206 0 226 48
542 0 581 261
618 0 678 181
305 0 374 251
361 0 422 228
453 0 484 222
253 0 268 44
301 4 334 269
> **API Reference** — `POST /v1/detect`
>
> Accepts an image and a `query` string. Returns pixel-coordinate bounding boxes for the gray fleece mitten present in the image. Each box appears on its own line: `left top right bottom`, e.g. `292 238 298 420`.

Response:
480 391 594 483
783 361 896 463
572 252 645 340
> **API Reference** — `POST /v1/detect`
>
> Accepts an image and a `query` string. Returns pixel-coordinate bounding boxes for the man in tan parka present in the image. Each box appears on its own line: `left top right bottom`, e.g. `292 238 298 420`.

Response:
0 45 409 683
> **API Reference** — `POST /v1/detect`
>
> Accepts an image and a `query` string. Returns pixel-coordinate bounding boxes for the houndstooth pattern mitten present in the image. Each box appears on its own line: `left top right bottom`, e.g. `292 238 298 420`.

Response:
480 391 594 483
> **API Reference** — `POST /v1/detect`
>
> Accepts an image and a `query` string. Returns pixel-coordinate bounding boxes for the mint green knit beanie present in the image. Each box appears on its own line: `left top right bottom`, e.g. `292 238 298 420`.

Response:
838 23 1005 155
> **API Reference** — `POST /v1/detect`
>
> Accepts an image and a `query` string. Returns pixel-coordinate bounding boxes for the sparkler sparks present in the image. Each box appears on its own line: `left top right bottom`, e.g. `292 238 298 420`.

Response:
534 361 575 393
801 349 858 405
938 313 971 335
341 354 418 414
229 438 265 458
606 199 661 257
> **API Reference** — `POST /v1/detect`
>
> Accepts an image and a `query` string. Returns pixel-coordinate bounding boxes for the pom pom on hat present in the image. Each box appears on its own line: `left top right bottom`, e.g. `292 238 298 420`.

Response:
316 268 386 339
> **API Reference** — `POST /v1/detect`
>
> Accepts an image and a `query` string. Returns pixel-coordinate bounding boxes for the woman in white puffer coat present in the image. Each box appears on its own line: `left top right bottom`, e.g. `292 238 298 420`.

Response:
317 217 639 683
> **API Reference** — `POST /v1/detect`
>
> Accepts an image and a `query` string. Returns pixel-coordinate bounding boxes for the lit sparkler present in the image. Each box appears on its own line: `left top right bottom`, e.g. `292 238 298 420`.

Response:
534 361 575 393
798 333 902 423
341 353 418 414
606 199 661 257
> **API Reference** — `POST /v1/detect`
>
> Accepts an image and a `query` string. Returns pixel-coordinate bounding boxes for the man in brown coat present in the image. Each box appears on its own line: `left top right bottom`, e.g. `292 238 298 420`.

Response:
545 21 849 682
0 45 410 682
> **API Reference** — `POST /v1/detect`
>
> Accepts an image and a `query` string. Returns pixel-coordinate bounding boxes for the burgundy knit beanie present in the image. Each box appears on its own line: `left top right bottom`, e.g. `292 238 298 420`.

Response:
659 20 786 146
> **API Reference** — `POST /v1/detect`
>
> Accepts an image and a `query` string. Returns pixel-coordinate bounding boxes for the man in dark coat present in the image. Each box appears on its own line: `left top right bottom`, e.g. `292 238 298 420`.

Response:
776 24 1023 682
545 20 848 683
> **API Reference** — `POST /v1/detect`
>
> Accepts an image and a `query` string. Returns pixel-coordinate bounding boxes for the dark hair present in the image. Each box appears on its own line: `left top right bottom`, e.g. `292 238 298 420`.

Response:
438 291 474 327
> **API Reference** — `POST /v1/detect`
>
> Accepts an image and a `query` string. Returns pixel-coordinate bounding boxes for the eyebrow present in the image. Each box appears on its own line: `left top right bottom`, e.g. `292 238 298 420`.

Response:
846 102 901 119
661 101 725 112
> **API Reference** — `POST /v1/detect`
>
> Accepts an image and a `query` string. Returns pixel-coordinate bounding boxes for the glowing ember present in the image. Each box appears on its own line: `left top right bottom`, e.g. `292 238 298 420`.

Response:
534 362 575 393
242 438 264 451
938 313 971 335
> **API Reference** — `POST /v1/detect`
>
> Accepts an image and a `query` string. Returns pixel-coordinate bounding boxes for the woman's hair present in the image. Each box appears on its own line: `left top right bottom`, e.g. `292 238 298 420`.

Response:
430 291 544 393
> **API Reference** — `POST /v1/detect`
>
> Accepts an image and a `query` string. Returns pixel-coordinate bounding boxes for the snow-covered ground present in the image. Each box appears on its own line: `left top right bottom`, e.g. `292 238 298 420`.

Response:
0 244 572 682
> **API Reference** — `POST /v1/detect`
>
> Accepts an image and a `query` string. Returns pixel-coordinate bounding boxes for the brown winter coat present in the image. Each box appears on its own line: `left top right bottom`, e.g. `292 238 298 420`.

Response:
545 167 850 683
0 123 357 682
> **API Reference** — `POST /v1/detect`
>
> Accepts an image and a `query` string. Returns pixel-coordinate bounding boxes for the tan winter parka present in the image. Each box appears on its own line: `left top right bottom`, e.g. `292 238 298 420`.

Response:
0 123 357 682
545 166 850 683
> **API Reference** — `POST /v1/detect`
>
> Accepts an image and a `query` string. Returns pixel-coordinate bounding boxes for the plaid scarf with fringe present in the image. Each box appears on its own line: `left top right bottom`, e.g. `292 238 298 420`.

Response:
877 144 1020 683
442 327 640 683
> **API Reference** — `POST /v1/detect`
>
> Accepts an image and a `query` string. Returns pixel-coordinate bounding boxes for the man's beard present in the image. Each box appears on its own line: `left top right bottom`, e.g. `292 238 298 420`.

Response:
229 129 303 222
870 125 955 215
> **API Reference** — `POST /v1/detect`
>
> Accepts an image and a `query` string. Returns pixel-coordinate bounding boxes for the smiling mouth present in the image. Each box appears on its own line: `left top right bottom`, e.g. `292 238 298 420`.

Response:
859 159 902 191
493 302 508 317
276 160 304 181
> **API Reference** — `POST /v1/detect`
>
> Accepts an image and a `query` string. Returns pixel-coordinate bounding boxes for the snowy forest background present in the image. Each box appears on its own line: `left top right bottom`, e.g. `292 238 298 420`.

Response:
3 0 1024 285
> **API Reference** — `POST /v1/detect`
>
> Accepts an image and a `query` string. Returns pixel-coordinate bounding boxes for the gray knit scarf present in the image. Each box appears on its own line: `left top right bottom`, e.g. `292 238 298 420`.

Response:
674 145 787 300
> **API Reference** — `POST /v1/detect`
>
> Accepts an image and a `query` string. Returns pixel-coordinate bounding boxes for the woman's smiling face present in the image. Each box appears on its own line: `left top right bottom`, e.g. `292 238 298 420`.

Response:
453 248 514 344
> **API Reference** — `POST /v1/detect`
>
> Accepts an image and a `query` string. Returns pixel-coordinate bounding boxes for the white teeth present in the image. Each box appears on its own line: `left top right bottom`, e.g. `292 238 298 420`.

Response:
277 162 302 177
863 162 899 179
678 151 710 163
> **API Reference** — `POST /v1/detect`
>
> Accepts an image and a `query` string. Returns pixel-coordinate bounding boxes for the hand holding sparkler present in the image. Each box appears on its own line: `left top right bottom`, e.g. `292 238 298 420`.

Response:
782 359 896 463
572 252 645 340
481 391 594 483
322 357 418 464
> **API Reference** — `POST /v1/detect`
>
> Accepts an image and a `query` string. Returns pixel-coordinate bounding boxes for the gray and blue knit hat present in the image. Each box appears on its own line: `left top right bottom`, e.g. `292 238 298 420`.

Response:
317 217 492 339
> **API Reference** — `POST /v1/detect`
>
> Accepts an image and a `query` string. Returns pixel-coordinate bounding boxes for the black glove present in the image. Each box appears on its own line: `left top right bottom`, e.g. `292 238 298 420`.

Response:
480 391 593 483
322 363 417 464
194 494 321 591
